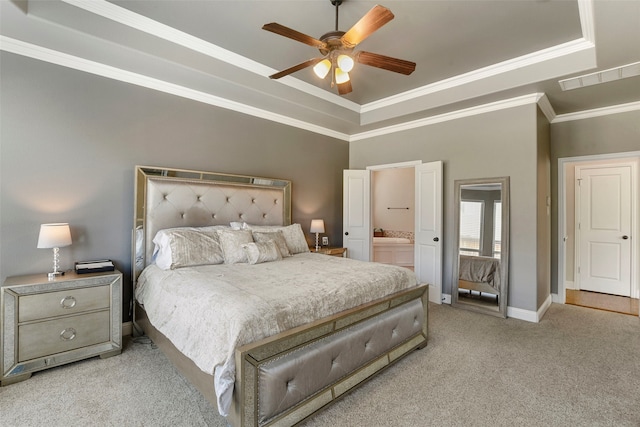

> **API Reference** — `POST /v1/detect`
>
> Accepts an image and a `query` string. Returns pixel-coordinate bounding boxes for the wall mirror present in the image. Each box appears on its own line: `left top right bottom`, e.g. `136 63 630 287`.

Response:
452 177 509 318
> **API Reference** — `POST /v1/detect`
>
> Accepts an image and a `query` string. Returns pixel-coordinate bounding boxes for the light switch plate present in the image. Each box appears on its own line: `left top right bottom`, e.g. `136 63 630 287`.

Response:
322 236 329 246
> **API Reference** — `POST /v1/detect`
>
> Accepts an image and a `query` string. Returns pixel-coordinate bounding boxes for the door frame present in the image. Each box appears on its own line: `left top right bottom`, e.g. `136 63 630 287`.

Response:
366 160 443 304
574 163 634 296
557 151 640 309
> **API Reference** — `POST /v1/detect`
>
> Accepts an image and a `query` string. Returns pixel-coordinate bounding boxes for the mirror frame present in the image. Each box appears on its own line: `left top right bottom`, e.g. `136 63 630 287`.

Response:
451 176 510 318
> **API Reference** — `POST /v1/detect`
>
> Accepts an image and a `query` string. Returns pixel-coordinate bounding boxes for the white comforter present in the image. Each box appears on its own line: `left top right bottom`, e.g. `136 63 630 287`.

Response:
135 253 417 416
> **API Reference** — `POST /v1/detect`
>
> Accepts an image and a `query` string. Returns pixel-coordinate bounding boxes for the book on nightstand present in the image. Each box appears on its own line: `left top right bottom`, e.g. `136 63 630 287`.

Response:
75 259 115 274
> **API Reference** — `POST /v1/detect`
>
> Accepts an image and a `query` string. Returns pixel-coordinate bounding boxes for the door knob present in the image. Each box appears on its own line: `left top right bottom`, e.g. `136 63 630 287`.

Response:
433 237 439 242
345 232 349 236
622 235 629 240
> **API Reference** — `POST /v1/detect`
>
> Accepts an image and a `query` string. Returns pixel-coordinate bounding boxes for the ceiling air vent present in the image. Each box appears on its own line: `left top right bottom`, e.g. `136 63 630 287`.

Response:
559 61 640 91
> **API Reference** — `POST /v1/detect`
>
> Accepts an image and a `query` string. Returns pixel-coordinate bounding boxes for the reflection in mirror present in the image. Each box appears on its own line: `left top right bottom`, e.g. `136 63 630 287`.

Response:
452 177 509 317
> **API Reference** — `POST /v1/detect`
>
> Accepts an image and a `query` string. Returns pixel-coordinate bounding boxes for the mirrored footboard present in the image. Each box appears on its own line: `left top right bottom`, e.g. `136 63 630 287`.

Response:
233 285 429 427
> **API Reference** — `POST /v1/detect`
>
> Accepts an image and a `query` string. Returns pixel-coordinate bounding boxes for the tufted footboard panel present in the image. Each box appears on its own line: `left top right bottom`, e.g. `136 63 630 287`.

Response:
256 298 424 426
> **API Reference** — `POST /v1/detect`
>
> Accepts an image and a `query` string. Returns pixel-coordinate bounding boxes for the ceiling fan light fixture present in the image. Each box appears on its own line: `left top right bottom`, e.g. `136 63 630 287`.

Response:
335 67 350 84
263 3 414 95
337 54 354 72
313 59 332 79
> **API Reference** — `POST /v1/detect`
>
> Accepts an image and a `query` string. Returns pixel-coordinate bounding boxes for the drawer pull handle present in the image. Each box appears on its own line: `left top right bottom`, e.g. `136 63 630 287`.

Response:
60 296 76 309
60 328 77 341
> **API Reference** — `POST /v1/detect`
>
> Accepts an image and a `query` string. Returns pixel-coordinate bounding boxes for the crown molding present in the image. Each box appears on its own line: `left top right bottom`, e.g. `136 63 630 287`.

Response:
0 36 351 142
552 101 640 123
350 94 544 142
578 0 596 43
61 0 361 113
536 94 557 123
361 38 594 114
63 0 594 119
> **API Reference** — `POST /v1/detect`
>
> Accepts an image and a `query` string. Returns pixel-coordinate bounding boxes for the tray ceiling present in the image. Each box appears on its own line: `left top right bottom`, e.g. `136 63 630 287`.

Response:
1 0 639 140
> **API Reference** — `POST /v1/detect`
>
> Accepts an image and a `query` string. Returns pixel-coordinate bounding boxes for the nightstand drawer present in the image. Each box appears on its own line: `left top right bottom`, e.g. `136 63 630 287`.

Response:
18 310 111 362
18 285 110 322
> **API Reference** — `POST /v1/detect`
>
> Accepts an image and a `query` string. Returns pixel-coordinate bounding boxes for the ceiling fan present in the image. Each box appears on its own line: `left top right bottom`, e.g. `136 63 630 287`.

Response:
262 0 416 95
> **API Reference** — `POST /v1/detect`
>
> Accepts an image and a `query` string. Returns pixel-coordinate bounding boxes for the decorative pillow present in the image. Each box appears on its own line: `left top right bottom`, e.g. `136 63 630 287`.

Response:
280 224 311 254
241 241 282 265
247 224 310 254
252 230 291 257
230 221 249 230
152 226 226 270
217 229 254 264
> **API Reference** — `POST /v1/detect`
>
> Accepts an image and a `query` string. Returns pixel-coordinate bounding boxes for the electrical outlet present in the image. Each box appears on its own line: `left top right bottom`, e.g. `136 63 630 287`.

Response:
322 236 329 246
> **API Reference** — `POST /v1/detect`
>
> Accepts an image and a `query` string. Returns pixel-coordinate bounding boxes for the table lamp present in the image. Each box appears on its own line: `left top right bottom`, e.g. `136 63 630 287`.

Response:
310 219 325 252
37 223 72 279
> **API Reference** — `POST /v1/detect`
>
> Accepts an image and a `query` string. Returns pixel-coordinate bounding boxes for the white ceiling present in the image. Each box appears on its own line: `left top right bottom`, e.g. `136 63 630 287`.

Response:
1 0 639 141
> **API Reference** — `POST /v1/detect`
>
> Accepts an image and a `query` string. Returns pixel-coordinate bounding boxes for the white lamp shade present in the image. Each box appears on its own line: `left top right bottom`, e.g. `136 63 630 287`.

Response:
313 59 332 79
334 68 350 84
337 54 354 72
310 219 325 233
37 223 72 248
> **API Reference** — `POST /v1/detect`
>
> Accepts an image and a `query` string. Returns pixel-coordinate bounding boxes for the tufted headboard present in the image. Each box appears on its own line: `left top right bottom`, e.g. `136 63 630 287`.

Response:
133 166 291 279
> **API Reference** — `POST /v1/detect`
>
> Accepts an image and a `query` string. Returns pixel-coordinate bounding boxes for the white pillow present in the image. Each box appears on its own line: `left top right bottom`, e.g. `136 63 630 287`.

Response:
241 241 282 265
217 229 254 264
246 223 310 254
252 230 291 257
230 221 249 230
151 226 227 270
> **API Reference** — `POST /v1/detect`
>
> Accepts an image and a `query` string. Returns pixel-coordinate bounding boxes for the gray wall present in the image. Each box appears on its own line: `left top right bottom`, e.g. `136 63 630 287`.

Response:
536 108 551 308
350 104 542 311
0 53 348 321
549 110 640 294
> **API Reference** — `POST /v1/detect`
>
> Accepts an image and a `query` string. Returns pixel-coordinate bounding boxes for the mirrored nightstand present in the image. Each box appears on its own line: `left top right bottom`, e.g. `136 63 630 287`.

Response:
1 270 122 386
310 247 347 257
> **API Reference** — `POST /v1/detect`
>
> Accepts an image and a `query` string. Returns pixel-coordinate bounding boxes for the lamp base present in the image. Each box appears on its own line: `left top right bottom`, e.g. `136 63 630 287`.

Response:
47 271 65 280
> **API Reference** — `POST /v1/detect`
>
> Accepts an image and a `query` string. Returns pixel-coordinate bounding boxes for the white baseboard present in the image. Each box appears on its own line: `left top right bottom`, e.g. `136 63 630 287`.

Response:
122 321 133 337
564 280 575 290
507 294 553 323
441 293 452 304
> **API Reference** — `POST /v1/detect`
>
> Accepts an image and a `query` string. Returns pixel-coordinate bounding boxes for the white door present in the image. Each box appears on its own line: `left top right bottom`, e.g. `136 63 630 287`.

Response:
415 161 443 303
343 170 371 261
577 165 632 296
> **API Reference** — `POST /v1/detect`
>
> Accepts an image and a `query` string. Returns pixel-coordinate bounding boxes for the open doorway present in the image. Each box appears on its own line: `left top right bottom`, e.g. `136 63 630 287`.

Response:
344 160 443 303
371 167 415 271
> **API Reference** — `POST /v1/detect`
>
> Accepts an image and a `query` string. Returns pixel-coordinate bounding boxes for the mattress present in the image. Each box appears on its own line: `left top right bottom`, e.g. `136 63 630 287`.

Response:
135 252 417 416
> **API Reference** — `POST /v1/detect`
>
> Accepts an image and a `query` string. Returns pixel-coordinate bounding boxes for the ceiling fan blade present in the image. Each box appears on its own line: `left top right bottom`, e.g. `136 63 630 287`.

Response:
269 57 324 79
356 51 416 75
341 5 394 48
337 80 353 95
262 23 327 49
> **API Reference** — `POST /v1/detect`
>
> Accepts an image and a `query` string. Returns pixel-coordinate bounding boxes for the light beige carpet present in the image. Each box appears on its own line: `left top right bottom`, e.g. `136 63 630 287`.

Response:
1 302 639 426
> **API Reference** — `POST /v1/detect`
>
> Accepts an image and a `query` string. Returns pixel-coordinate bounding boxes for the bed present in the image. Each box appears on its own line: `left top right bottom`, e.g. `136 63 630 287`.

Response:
457 254 501 297
132 166 429 427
